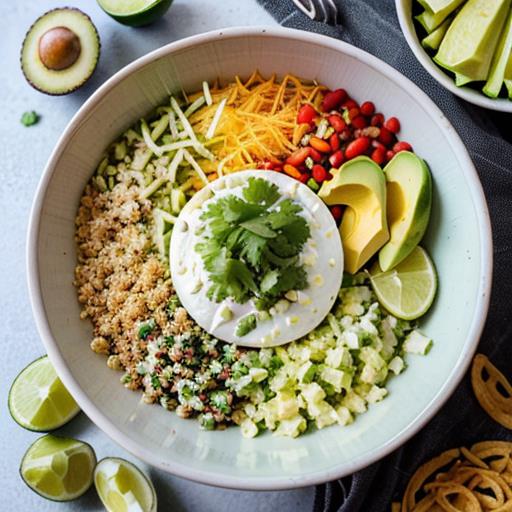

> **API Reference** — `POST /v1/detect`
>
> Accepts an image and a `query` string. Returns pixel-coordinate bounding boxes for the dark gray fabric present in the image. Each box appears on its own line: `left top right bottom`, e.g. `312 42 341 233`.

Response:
257 1 512 510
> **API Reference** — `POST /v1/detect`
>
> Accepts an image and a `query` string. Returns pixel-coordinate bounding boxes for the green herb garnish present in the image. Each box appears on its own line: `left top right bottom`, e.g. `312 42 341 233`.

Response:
21 111 40 127
138 318 156 340
195 177 310 309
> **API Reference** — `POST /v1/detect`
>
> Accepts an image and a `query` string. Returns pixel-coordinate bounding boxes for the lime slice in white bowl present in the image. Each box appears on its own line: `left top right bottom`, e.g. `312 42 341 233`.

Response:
369 246 437 320
20 434 96 501
94 457 157 512
8 355 80 431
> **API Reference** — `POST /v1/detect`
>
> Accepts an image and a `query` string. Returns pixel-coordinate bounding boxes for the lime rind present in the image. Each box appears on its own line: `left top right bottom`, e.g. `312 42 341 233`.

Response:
20 434 96 502
8 355 80 432
97 0 172 27
94 457 157 512
369 246 438 321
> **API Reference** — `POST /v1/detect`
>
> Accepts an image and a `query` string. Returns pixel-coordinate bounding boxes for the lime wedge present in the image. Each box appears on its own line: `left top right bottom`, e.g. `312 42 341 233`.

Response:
8 356 80 431
20 434 96 501
369 246 437 320
97 0 173 27
94 457 157 512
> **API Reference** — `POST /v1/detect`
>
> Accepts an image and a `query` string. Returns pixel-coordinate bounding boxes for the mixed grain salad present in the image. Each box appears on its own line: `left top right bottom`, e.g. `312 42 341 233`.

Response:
75 72 435 437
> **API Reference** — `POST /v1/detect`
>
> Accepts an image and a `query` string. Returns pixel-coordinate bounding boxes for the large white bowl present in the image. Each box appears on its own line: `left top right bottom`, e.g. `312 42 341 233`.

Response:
396 0 512 113
27 27 492 490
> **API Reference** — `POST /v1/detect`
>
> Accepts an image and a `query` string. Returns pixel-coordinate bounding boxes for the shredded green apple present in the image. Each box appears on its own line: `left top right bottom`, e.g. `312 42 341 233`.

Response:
195 177 311 311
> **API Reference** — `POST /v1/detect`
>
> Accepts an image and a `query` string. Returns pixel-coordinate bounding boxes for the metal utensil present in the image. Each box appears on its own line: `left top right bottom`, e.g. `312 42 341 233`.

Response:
291 0 341 25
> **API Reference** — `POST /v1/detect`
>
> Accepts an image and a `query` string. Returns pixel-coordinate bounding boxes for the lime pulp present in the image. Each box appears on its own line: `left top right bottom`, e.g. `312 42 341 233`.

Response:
8 355 80 431
96 0 173 27
20 434 96 501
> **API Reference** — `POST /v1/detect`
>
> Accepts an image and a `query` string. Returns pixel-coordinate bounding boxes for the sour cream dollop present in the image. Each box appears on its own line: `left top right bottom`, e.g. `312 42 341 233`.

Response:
169 170 343 347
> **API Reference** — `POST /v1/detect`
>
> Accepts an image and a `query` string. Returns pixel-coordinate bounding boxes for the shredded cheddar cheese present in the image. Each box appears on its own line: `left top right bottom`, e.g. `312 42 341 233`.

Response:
189 72 326 174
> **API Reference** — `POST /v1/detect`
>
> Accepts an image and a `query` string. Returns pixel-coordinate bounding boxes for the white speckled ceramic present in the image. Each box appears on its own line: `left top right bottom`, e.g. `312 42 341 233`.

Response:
27 27 492 490
395 0 512 113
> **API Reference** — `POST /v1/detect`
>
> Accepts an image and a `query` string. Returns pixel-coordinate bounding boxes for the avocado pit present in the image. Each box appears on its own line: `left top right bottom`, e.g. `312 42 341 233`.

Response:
38 26 81 71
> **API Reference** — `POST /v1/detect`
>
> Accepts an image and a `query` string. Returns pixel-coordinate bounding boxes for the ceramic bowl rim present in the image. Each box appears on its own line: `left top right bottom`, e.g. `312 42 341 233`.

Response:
26 26 493 490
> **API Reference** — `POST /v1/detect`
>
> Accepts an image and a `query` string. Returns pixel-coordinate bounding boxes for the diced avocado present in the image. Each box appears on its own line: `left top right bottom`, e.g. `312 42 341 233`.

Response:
483 10 512 98
505 51 512 98
434 0 511 82
319 156 389 274
378 152 432 272
421 16 453 51
21 8 100 95
415 0 465 33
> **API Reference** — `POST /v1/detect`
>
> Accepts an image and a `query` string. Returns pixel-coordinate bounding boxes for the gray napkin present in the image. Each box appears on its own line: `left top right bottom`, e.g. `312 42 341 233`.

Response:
257 1 512 510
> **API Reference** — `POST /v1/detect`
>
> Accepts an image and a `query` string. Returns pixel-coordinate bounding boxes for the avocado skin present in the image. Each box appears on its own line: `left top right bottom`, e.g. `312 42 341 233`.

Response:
378 152 432 272
20 8 101 96
102 0 173 27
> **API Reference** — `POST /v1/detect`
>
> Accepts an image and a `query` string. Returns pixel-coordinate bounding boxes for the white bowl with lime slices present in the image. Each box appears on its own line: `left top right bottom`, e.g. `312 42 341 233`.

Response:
27 27 492 490
396 0 512 112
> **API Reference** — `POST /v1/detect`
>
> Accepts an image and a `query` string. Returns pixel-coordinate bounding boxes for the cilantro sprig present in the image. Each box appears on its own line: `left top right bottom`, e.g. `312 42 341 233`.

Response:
195 177 311 309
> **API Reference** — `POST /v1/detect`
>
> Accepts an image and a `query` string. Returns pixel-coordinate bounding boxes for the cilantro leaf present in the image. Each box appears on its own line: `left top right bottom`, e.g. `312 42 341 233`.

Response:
195 177 312 308
242 177 280 206
21 110 40 127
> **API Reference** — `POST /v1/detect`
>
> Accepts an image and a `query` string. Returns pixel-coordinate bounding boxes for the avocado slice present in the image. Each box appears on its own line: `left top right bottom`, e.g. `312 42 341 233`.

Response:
483 10 512 98
21 8 100 95
421 16 453 51
318 156 389 274
505 51 512 99
434 0 511 82
378 152 432 272
415 0 465 33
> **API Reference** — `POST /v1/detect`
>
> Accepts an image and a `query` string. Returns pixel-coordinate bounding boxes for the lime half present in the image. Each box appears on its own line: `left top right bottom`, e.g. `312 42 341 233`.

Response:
97 0 173 27
369 246 437 320
8 356 80 431
94 457 157 512
20 434 96 501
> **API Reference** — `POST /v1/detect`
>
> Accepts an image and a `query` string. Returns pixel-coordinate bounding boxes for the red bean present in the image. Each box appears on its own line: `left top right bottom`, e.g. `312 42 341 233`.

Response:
328 114 346 133
371 147 386 165
345 137 371 159
312 164 330 183
348 107 360 120
330 205 343 222
329 150 345 168
393 141 413 153
378 126 394 146
298 173 310 184
297 104 317 125
286 147 310 167
322 89 347 112
342 99 359 110
339 128 353 142
360 101 375 117
385 117 400 134
351 115 367 129
386 150 395 162
329 133 340 152
371 113 385 126
309 147 322 162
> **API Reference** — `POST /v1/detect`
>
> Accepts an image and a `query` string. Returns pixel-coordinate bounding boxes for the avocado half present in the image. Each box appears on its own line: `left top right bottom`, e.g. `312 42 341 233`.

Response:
21 8 100 95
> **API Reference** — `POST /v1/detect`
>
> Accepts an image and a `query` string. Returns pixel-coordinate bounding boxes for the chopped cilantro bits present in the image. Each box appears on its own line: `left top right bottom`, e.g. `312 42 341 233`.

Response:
195 177 311 309
138 318 156 340
235 314 257 337
20 110 40 127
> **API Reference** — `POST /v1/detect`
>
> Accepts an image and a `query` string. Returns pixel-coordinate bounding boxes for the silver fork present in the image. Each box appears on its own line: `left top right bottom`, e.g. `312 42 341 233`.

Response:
291 0 341 25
